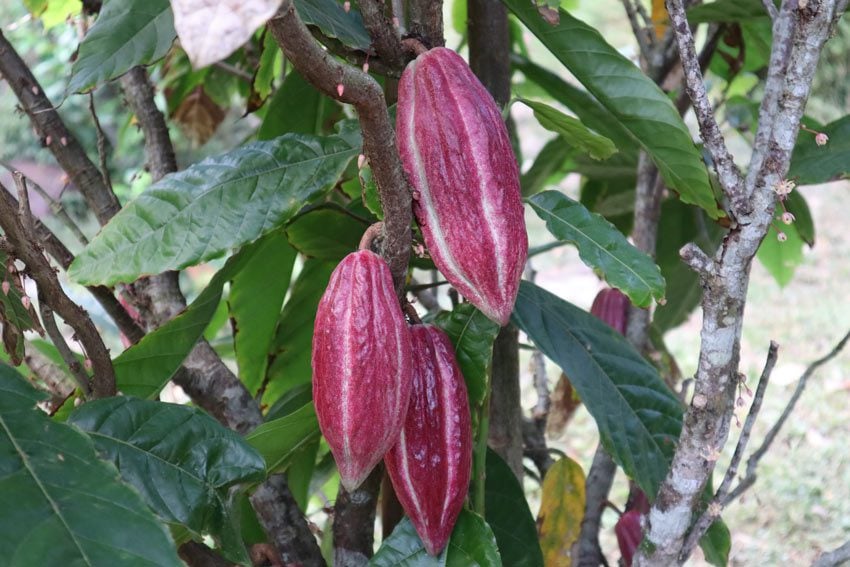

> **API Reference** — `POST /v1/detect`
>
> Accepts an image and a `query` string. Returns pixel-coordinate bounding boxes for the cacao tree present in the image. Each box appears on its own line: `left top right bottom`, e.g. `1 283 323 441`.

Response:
0 0 848 566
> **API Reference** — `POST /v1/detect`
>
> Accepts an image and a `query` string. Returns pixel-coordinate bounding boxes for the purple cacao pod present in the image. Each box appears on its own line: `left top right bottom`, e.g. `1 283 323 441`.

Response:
311 250 413 491
384 324 472 556
615 510 643 567
590 288 630 336
397 47 527 326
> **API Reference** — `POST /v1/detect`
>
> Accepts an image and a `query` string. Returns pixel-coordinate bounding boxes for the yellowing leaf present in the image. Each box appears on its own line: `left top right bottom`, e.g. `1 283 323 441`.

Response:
171 0 283 68
652 0 667 38
537 456 586 567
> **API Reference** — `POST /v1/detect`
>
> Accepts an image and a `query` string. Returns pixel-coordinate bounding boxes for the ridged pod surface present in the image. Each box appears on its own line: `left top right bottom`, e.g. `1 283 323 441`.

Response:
311 250 413 491
590 287 631 336
397 47 527 325
615 510 643 567
384 324 472 556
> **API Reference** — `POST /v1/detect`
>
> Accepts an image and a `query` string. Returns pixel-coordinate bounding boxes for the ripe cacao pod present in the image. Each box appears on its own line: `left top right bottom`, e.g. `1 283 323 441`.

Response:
590 287 630 336
311 250 413 491
384 324 472 556
397 47 527 326
615 510 643 567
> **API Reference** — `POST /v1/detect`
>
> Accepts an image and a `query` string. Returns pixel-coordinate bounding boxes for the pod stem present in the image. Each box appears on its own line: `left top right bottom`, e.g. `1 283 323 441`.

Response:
358 221 385 251
401 38 428 56
472 384 491 516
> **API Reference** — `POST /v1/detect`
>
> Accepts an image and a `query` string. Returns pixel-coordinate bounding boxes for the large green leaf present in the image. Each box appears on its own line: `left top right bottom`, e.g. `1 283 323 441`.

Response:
520 136 577 197
370 510 502 566
485 450 544 567
757 219 805 287
263 259 336 404
520 99 617 161
68 397 265 563
69 133 360 286
529 191 665 307
789 115 850 185
504 3 721 218
285 205 368 260
230 232 297 393
0 366 182 566
113 242 259 399
511 281 683 497
67 0 175 94
687 0 769 22
246 403 320 474
294 0 372 51
258 70 342 140
434 304 501 408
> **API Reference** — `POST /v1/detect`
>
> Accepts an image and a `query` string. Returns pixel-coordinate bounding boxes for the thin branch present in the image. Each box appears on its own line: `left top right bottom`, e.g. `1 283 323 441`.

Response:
726 329 850 503
407 1 444 47
88 92 112 190
0 30 121 225
36 291 92 397
622 0 655 62
213 61 253 81
678 341 779 561
0 182 115 398
761 0 779 20
813 540 850 567
679 242 714 277
665 0 745 215
269 1 412 295
120 67 178 180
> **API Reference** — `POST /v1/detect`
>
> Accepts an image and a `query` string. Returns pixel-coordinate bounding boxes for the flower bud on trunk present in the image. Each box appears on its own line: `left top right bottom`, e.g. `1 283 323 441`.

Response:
312 250 413 491
385 324 472 555
397 47 527 326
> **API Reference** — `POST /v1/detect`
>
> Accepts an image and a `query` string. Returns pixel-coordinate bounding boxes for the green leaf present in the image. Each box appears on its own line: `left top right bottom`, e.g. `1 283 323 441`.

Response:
784 190 815 247
504 4 721 218
246 403 320 474
512 281 683 497
537 456 585 566
687 0 769 22
67 0 175 94
370 510 502 566
520 136 576 197
68 397 266 564
230 232 297 393
69 133 360 286
520 99 617 160
286 206 368 260
789 115 850 185
701 514 732 566
258 70 341 140
513 56 639 162
113 245 258 399
0 365 182 566
434 304 501 408
757 220 805 287
529 191 666 307
264 259 336 404
485 450 544 567
287 438 320 511
294 0 372 51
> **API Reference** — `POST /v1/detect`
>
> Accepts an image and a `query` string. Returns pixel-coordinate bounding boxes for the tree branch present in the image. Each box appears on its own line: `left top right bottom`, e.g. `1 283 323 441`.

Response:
359 0 405 71
678 341 778 561
407 1 444 47
333 467 382 566
269 1 412 295
813 540 850 567
622 0 655 63
762 0 779 20
665 0 745 216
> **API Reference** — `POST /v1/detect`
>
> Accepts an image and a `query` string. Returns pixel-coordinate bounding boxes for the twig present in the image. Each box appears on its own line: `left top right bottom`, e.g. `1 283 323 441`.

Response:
813 540 850 567
269 1 413 296
88 92 112 190
678 341 779 561
726 329 850 504
359 0 405 71
212 61 253 81
0 182 115 398
36 292 92 397
575 446 617 565
665 0 745 214
622 0 655 62
761 0 779 20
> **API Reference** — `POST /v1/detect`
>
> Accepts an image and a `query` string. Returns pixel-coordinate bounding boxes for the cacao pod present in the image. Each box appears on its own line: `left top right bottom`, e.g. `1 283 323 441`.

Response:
311 250 413 491
397 47 527 326
384 324 472 556
590 287 630 336
615 510 643 567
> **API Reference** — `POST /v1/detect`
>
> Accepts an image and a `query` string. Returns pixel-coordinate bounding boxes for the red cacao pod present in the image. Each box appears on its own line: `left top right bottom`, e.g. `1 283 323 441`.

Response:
311 250 413 491
397 47 527 326
590 288 630 336
615 510 643 567
384 324 472 556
